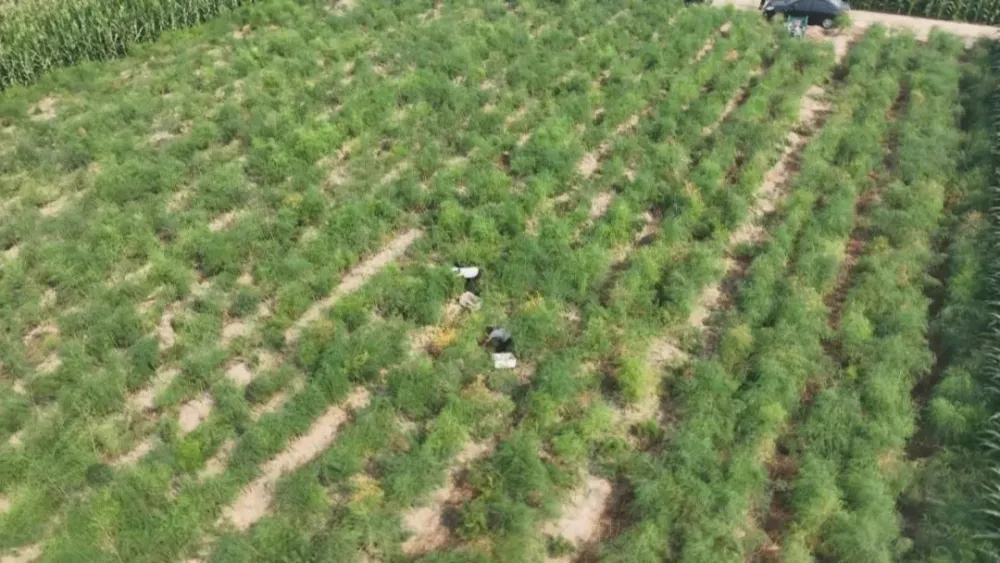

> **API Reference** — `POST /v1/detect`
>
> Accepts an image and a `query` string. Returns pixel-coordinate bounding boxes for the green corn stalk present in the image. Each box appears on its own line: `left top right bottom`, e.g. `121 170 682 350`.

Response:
844 0 1000 23
980 44 1000 556
0 0 256 91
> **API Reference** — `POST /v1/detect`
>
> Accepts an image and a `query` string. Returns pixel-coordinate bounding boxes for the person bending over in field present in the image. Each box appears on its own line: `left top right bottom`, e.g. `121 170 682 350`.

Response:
482 327 513 353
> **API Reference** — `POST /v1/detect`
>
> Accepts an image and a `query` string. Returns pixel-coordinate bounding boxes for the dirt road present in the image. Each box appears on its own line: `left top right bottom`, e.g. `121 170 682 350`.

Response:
721 0 999 44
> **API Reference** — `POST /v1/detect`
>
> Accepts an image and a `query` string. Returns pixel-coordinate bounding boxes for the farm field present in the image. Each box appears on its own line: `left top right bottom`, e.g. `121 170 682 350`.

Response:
0 0 996 562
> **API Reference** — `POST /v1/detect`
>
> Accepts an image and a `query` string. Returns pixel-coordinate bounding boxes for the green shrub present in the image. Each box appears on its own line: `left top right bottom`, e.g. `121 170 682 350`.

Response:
175 438 204 473
126 336 160 390
243 367 291 405
388 360 451 420
273 471 328 526
228 288 260 319
95 156 186 204
0 393 31 436
84 463 114 487
547 535 575 557
615 355 651 405
373 265 457 325
510 118 582 183
196 162 250 214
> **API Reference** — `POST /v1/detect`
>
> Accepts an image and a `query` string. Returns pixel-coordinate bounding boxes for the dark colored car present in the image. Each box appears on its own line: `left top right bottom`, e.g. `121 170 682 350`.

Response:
763 0 849 28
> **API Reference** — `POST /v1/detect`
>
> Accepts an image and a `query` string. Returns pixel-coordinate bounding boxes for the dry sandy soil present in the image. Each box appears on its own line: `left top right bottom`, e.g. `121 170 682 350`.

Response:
400 441 494 556
220 387 370 531
0 543 42 563
543 474 614 560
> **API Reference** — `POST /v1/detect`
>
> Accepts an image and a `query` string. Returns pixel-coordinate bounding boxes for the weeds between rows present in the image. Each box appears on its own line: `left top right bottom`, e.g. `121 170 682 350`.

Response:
202 7 782 562
405 20 832 563
595 28 920 562
0 0 528 548
0 1 770 559
418 22 832 563
0 0 991 561
19 7 832 563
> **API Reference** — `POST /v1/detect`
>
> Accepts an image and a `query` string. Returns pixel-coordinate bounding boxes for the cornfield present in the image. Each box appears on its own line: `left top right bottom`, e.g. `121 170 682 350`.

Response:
851 0 1000 24
984 46 1000 549
0 0 254 90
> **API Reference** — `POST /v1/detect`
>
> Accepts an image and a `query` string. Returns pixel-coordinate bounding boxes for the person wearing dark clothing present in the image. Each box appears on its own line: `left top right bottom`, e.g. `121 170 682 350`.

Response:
454 265 481 293
483 327 513 353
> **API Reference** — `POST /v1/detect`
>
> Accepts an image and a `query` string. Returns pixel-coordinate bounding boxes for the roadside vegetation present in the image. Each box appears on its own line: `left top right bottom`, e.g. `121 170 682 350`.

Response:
0 0 996 562
851 0 1000 25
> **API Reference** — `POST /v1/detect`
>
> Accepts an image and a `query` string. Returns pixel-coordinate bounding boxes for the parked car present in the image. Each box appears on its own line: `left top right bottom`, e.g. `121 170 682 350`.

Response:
763 0 848 29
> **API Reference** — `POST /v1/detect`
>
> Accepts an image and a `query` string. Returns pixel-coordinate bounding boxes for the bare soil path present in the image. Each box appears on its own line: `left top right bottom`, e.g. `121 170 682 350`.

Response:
400 441 494 556
220 387 370 531
543 475 614 562
721 0 999 44
284 228 423 345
